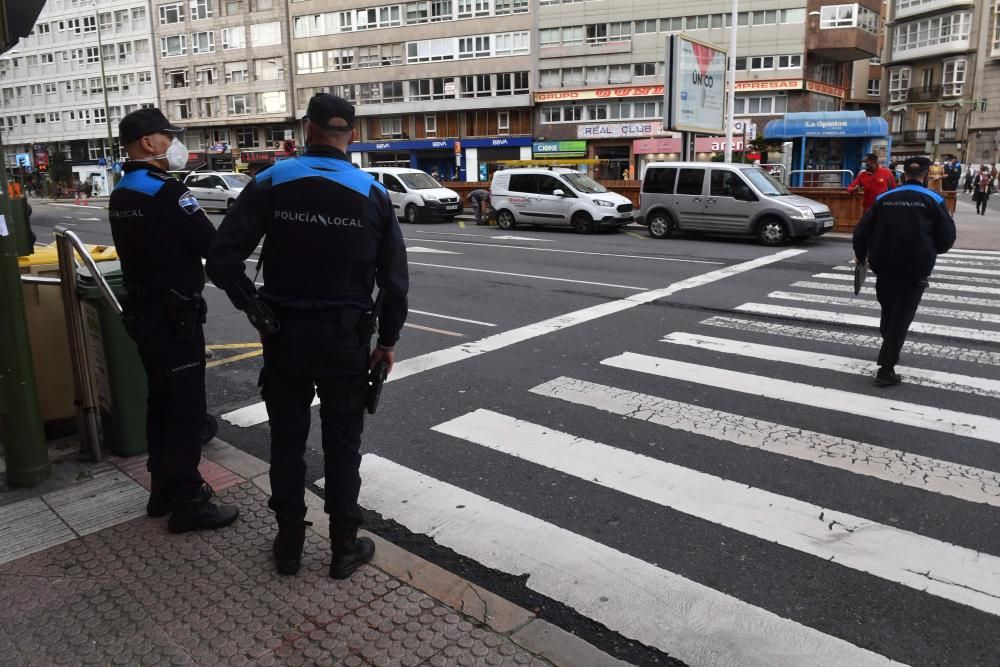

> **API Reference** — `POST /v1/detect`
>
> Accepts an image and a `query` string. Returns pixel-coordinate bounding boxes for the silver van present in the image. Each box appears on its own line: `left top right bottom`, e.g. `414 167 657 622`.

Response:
639 162 834 245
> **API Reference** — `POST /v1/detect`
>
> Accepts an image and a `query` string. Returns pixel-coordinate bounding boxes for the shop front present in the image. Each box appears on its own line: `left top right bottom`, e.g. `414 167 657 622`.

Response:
236 149 296 175
633 138 683 178
350 139 458 180
531 140 589 172
460 137 532 182
185 151 235 173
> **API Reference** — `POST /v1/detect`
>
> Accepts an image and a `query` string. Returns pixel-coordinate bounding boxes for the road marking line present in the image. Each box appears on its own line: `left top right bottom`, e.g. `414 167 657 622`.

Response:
220 249 807 427
937 257 1000 267
769 290 1000 325
662 331 1000 399
733 303 1000 343
814 273 1000 295
791 280 1000 308
407 246 461 254
78 217 101 221
206 350 263 368
412 230 554 242
404 322 463 337
207 343 263 350
458 220 466 228
409 309 496 327
435 409 1000 616
533 376 1000 508
832 266 1000 286
408 261 648 290
602 352 1000 443
947 249 1000 256
625 231 648 240
402 237 723 264
359 455 897 667
701 316 1000 367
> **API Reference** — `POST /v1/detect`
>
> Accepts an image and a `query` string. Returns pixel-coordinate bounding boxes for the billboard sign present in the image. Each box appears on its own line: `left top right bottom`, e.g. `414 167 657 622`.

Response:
664 34 727 134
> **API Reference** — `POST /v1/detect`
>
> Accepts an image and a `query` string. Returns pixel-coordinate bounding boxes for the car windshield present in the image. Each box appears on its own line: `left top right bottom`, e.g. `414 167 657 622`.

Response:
223 174 251 188
562 172 608 194
398 172 441 190
740 167 790 196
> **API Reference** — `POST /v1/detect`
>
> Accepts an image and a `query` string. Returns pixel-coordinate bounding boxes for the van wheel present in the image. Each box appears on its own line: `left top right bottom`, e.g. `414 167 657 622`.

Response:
648 213 674 239
571 211 595 234
497 210 517 230
225 199 235 212
757 218 788 246
405 204 419 224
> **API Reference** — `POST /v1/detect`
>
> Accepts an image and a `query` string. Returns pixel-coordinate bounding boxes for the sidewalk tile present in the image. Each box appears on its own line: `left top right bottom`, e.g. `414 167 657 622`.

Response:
0 497 75 565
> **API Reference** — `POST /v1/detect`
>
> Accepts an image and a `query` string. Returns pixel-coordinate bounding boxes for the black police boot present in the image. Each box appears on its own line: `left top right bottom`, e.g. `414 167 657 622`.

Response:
273 520 310 576
146 480 172 518
874 366 902 387
167 483 240 534
329 527 375 580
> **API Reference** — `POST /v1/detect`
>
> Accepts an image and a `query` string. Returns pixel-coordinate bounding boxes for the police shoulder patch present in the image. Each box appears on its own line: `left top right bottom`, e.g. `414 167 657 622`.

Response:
178 191 202 214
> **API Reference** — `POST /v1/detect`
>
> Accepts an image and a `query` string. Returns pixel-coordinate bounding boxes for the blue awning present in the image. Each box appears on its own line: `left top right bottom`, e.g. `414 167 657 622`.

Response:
764 112 889 139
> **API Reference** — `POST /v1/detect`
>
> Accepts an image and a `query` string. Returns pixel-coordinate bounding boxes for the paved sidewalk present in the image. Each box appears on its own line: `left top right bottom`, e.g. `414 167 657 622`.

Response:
949 192 1000 251
0 441 625 666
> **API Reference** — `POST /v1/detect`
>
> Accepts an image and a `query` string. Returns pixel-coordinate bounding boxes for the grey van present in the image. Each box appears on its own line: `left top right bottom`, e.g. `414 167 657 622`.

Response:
639 162 834 245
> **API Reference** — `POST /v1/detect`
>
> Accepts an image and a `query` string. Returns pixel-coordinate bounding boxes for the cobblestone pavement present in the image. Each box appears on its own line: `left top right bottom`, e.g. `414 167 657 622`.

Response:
0 481 554 666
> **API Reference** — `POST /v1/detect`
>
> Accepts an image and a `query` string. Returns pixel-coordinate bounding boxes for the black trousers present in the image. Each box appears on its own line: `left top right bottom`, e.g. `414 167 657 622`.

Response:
977 193 990 214
130 303 207 500
260 315 368 533
875 275 926 369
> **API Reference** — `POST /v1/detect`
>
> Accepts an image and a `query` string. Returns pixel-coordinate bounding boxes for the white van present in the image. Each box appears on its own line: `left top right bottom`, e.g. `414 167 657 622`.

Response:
489 167 633 232
362 167 462 223
183 171 251 212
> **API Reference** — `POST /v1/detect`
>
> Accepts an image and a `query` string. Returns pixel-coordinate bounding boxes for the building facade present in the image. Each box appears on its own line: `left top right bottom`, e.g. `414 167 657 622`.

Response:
0 0 158 194
966 2 1000 168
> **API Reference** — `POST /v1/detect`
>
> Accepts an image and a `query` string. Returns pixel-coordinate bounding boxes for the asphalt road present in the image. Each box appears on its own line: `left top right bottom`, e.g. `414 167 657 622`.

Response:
28 200 1000 666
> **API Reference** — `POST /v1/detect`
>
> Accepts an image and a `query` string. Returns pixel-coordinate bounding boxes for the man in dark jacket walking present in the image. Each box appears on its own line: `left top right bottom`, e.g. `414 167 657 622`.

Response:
853 156 956 386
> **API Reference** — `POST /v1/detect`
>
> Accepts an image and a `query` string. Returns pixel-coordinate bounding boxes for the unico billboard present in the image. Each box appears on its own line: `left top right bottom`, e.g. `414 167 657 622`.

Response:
664 34 727 135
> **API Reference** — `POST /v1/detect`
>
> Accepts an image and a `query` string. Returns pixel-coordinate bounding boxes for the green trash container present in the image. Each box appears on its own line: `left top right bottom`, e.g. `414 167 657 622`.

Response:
76 260 148 456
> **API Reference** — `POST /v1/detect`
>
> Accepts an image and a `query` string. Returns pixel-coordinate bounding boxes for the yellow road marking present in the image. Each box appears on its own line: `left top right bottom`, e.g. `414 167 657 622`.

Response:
404 322 464 337
458 220 466 228
206 349 263 368
625 231 648 241
207 343 263 350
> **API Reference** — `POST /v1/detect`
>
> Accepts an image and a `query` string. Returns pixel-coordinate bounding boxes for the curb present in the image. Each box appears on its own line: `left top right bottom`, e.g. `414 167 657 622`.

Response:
201 437 632 667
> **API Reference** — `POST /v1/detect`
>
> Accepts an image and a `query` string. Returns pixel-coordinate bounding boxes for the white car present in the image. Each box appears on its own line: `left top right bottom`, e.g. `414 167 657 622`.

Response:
183 171 251 212
489 167 634 233
363 167 462 223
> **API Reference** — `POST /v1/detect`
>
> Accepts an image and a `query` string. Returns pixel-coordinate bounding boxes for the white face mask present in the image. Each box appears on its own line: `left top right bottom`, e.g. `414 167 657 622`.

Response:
145 137 188 171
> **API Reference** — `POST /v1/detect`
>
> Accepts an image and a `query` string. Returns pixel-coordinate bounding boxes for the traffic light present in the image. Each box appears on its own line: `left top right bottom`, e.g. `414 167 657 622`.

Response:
0 2 47 55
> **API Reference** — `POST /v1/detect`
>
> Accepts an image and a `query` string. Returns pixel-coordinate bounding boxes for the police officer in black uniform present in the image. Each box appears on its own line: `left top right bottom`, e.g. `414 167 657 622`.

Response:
206 94 408 579
853 156 956 386
110 108 239 533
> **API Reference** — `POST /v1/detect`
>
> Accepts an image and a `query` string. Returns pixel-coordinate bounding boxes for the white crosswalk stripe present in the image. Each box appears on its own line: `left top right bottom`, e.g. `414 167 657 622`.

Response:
792 280 1000 309
768 290 1000 324
832 265 1000 286
814 272 1000 295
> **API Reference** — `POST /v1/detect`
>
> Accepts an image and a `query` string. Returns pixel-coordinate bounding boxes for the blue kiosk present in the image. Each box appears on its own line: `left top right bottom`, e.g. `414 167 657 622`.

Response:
763 111 891 187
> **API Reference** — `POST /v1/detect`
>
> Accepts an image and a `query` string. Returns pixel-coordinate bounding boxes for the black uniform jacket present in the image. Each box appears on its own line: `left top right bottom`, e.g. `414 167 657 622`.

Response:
205 145 408 347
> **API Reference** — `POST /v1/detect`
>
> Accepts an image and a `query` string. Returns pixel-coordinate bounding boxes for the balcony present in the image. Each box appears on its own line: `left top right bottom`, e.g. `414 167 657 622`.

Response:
903 130 932 143
807 25 880 61
907 85 941 102
894 0 975 22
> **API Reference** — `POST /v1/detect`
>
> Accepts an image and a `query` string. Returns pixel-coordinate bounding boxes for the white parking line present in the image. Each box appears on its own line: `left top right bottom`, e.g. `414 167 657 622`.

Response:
402 237 723 264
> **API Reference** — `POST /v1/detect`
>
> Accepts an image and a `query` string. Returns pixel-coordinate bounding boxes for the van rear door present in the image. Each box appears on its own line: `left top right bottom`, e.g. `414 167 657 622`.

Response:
673 168 708 230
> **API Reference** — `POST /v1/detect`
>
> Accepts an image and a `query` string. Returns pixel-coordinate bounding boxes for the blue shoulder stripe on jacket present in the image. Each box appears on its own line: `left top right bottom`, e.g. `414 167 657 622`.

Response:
114 169 167 196
268 156 380 197
876 183 944 204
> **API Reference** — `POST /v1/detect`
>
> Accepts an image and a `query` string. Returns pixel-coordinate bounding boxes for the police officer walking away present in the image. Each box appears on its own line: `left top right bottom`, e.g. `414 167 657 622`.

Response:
206 94 408 579
853 156 956 386
109 108 239 532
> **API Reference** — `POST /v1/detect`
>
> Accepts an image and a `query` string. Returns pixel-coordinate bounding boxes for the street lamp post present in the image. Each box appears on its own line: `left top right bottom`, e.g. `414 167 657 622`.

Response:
94 2 116 189
724 0 738 163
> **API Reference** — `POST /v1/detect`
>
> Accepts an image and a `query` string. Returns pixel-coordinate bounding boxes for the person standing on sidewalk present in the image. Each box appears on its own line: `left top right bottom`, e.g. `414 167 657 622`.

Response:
852 156 956 387
468 188 489 226
973 165 994 215
847 153 896 213
207 94 409 579
109 108 239 533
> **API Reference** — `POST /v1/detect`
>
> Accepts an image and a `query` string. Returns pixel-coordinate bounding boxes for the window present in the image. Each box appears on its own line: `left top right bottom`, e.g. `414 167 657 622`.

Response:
159 4 184 24
457 0 489 19
662 16 683 31
585 66 607 85
297 52 323 74
382 174 405 193
495 31 529 56
634 63 655 78
44 82 56 94
236 127 258 148
498 111 509 134
48 112 60 122
459 75 490 98
380 117 403 139
994 9 1000 55
87 47 100 64
228 94 250 114
191 31 215 54
920 68 933 89
778 55 801 69
893 12 972 55
676 169 705 196
251 22 281 46
820 5 855 28
222 27 246 49
198 96 218 117
169 99 192 120
225 61 249 83
166 69 189 88
586 104 608 120
888 68 910 102
733 95 787 115
458 36 490 59
634 19 657 34
255 0 273 9
562 67 583 86
161 35 187 58
190 0 213 20
944 109 957 130
634 101 658 118
424 114 437 136
29 84 41 96
916 112 929 131
866 79 880 96
254 58 283 80
411 77 452 100
750 56 774 71
643 167 676 194
609 65 630 84
508 174 536 194
751 10 778 25
711 170 744 197
539 29 560 47
942 59 966 97
496 72 527 95
781 8 805 23
407 38 454 63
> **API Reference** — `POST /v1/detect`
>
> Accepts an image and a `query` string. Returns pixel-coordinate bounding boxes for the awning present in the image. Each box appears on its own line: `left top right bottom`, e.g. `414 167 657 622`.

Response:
764 111 890 139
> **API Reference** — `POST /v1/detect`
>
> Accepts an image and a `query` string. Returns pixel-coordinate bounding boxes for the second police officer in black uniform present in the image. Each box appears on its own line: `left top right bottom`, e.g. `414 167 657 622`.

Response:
109 108 239 533
206 94 408 579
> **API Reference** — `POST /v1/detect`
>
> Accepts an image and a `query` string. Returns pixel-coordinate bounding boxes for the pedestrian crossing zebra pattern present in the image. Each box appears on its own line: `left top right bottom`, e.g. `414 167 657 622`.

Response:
319 250 1000 665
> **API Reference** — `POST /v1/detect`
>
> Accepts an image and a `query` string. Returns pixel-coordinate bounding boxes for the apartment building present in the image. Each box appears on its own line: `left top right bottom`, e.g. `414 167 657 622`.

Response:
150 0 297 171
882 0 980 161
289 0 533 180
965 3 1000 167
534 0 882 178
0 0 158 194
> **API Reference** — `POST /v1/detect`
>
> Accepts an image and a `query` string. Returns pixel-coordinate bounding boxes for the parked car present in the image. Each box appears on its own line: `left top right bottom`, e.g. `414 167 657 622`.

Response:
489 167 633 233
362 167 462 223
638 162 834 245
183 171 251 212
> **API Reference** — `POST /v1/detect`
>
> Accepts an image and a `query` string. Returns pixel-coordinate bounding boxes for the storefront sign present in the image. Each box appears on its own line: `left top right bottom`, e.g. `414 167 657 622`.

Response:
460 137 533 148
734 79 803 91
666 34 727 134
577 123 672 139
353 139 456 152
694 137 745 153
764 111 890 140
209 142 229 154
534 85 664 103
805 80 847 99
240 151 277 163
32 144 49 172
632 138 682 154
532 140 587 157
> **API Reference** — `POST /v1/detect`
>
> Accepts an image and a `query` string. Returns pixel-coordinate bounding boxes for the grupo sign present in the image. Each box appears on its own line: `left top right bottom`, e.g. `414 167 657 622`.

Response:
665 34 727 134
534 85 664 103
576 123 671 139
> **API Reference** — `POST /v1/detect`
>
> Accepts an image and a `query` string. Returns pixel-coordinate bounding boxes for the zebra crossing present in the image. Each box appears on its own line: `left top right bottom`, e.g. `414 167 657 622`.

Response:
316 249 1000 665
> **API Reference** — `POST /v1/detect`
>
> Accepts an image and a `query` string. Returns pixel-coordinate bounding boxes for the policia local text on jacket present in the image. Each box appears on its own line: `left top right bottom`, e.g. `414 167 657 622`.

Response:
206 97 408 578
852 159 956 386
109 108 239 533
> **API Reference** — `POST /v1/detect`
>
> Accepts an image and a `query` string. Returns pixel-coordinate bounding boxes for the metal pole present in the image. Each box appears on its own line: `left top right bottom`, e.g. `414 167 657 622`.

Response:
0 136 50 486
724 0 738 163
95 2 116 189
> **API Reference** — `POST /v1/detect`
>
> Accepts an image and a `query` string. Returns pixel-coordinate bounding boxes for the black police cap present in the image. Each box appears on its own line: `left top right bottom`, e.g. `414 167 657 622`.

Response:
302 93 355 130
904 156 931 172
119 108 183 145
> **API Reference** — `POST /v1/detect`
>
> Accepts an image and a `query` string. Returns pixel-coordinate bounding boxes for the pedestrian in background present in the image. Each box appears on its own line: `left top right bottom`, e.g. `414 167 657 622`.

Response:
964 168 975 194
109 108 239 533
853 156 956 387
847 153 896 213
927 161 944 192
468 188 489 226
973 165 994 215
207 94 409 579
